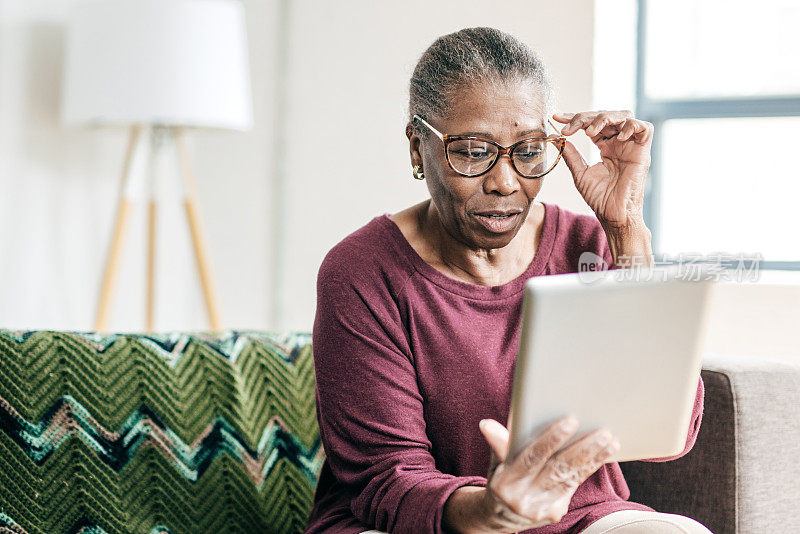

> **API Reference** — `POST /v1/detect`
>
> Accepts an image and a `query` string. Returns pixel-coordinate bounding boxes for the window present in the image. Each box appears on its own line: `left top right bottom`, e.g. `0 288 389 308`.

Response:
597 0 800 269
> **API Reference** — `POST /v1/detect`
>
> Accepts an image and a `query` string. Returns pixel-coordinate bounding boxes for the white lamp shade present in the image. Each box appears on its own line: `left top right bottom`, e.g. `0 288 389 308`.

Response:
61 0 253 130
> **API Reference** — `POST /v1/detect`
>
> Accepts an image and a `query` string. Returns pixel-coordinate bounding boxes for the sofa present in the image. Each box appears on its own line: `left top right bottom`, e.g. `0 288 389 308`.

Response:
0 329 797 533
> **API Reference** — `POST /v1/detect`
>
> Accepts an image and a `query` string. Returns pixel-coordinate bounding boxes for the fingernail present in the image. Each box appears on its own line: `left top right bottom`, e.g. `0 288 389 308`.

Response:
603 440 620 455
559 417 578 434
479 419 487 431
596 432 611 447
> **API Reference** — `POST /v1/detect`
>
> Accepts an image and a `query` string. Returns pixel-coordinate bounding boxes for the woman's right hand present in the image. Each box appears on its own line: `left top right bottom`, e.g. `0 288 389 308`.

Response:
476 415 620 533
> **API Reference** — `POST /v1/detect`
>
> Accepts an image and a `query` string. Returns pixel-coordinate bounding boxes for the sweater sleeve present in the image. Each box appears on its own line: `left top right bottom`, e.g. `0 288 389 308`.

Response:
312 245 487 533
638 376 704 462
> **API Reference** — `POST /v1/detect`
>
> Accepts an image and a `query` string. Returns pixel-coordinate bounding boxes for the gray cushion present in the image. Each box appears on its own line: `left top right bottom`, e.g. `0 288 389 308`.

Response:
621 355 800 534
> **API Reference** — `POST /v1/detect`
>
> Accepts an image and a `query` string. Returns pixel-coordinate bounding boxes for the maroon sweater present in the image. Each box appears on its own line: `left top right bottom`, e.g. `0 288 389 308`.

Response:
304 202 704 534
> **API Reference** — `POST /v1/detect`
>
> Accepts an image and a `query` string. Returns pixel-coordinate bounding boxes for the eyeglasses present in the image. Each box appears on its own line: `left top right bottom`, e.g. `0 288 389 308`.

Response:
412 114 566 179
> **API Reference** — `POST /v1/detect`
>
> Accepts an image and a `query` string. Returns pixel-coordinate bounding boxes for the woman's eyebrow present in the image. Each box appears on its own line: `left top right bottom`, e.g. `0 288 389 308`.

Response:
455 126 548 138
456 130 494 137
518 127 548 137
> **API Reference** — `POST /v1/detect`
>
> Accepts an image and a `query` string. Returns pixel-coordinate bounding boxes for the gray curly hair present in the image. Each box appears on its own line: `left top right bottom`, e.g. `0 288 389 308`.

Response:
408 27 554 138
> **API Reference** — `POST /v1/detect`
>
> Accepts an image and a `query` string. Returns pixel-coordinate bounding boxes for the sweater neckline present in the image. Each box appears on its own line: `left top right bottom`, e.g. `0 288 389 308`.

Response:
377 202 558 300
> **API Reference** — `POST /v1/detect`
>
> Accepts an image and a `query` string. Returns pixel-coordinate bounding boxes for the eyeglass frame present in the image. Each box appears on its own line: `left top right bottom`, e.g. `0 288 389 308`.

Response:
411 114 567 179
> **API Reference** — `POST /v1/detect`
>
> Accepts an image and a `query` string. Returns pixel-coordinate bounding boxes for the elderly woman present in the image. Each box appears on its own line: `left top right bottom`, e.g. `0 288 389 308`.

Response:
304 28 709 534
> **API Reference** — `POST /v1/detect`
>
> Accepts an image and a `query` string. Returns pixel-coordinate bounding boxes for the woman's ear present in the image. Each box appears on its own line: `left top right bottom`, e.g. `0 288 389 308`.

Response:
407 123 423 167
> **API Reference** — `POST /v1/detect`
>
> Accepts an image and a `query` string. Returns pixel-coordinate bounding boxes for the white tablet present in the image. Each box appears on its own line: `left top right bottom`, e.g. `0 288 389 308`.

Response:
507 267 713 463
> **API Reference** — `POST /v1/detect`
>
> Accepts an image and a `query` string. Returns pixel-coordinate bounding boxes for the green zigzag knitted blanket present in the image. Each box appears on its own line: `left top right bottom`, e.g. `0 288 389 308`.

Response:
0 329 323 534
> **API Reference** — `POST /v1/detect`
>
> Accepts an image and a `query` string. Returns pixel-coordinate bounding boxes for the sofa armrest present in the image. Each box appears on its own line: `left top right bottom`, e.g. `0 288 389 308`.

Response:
619 354 800 534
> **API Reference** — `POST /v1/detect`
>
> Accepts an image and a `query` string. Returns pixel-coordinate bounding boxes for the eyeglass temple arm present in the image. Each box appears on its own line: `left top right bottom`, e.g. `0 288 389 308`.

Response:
413 115 444 141
548 118 592 164
547 118 565 137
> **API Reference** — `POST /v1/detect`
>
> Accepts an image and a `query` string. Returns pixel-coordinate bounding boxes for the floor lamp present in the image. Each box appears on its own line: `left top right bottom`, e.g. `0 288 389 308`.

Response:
60 0 253 333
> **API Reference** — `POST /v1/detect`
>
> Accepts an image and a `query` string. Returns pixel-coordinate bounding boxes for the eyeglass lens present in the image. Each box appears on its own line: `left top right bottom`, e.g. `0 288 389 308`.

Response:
446 139 562 177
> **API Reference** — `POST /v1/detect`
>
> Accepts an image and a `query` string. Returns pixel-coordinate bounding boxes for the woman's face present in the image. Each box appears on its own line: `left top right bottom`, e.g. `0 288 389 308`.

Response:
409 79 549 250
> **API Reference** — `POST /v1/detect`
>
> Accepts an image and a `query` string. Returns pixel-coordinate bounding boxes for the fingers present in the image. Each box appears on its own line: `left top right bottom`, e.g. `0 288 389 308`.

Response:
561 140 588 180
617 118 637 141
479 419 510 464
510 415 578 474
553 111 651 144
551 111 575 124
482 420 619 531
537 429 620 492
585 115 610 138
557 112 594 135
617 118 654 144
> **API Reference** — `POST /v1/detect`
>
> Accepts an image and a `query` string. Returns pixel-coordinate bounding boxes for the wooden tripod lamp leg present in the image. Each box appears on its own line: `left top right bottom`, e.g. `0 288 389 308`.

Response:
146 196 157 333
94 125 142 333
145 127 159 333
172 127 224 331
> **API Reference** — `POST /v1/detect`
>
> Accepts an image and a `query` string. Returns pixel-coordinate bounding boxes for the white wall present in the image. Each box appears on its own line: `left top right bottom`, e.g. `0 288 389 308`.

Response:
705 273 800 363
0 0 597 333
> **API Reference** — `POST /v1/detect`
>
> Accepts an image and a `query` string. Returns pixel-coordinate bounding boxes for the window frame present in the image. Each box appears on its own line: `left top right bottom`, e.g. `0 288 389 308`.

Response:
635 0 800 270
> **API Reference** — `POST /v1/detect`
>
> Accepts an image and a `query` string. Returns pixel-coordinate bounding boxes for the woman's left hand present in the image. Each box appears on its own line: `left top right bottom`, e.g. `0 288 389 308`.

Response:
553 110 653 231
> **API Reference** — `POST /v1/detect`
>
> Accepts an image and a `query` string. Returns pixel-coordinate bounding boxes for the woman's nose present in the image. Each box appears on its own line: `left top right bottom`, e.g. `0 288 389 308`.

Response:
483 154 520 196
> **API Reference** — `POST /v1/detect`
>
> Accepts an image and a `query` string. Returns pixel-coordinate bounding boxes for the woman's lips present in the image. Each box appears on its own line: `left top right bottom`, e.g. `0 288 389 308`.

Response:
473 212 521 233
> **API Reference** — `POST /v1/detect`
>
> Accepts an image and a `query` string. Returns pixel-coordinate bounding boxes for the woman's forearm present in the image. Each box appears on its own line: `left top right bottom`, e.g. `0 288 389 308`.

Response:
602 219 654 268
443 486 498 534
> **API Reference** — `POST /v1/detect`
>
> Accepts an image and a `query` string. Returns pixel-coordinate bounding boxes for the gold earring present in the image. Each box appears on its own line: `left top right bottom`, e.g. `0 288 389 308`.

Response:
413 164 425 180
